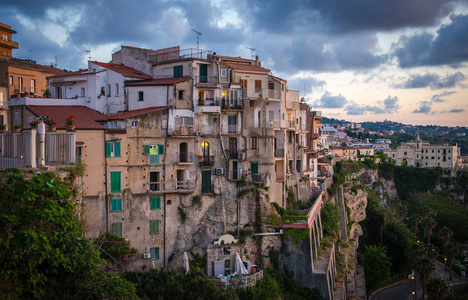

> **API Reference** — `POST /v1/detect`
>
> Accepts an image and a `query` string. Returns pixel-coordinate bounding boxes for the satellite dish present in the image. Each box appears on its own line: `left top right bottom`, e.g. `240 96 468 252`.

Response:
300 97 305 102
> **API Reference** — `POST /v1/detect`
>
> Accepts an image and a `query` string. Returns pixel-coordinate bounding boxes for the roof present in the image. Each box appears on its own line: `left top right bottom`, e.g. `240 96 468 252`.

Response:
225 62 270 73
47 69 90 79
90 61 151 79
107 106 168 120
26 105 108 130
125 77 190 86
8 58 66 75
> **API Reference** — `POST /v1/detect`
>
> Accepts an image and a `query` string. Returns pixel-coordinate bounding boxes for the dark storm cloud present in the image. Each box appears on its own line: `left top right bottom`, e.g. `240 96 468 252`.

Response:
344 95 400 115
413 101 432 114
312 91 348 108
393 14 468 68
431 91 456 102
394 72 466 89
245 0 453 34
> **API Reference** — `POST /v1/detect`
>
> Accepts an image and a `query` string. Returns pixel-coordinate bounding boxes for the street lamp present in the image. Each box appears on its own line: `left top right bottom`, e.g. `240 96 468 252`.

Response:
412 275 417 300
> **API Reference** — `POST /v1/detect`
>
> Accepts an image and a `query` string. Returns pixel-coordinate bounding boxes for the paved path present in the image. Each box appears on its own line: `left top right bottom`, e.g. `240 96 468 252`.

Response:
370 261 466 300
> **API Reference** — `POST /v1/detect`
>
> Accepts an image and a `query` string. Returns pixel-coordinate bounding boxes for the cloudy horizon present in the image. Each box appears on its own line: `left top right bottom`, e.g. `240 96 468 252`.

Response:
2 0 468 126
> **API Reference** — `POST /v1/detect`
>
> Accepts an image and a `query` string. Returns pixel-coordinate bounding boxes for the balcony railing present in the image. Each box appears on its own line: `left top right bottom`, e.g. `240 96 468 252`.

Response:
198 98 220 106
232 168 243 180
268 89 280 99
149 182 165 192
228 125 238 133
288 121 296 129
267 120 280 128
286 101 300 110
274 149 285 157
199 155 215 167
251 173 263 182
175 152 194 164
13 85 38 94
195 76 218 85
176 180 190 190
221 99 243 110
149 180 193 192
202 183 214 194
172 126 195 136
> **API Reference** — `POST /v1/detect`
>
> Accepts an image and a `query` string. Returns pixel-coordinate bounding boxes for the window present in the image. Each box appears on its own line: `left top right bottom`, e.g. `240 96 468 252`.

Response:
111 222 122 236
404 151 407 156
81 87 85 97
251 162 259 182
221 69 227 77
100 87 105 95
178 90 185 100
110 171 121 193
202 141 210 160
150 220 160 234
111 198 122 211
28 116 33 123
107 84 111 96
56 87 62 98
131 121 139 128
30 79 36 93
228 115 237 133
202 170 212 193
18 77 23 91
138 91 144 101
149 172 161 192
9 76 13 86
150 196 161 209
255 80 262 94
115 84 119 96
240 79 247 89
174 65 183 78
150 247 159 260
145 144 164 165
106 141 121 157
251 137 258 150
76 146 82 163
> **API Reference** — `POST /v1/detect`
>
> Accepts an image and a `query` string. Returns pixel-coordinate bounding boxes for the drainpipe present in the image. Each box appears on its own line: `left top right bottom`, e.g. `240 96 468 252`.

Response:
163 104 170 269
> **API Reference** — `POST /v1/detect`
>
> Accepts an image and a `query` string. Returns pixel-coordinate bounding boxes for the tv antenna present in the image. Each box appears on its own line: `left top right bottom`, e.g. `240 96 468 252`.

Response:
84 47 92 61
191 29 202 52
247 47 255 60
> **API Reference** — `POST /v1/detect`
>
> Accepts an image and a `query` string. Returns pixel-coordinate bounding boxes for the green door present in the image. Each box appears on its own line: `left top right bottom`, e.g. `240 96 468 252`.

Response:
233 161 238 180
199 64 207 83
202 170 211 193
251 162 259 182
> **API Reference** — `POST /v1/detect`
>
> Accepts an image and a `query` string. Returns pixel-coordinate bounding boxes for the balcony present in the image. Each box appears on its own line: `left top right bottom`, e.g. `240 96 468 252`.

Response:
286 101 300 110
231 168 243 181
13 85 38 95
202 183 214 194
288 121 296 129
199 155 215 167
221 99 243 110
0 100 7 109
274 149 285 157
267 120 280 129
251 173 264 182
227 125 239 134
172 126 195 136
195 76 218 87
149 180 193 193
175 152 194 165
0 38 19 49
311 133 320 139
197 98 220 114
268 89 281 100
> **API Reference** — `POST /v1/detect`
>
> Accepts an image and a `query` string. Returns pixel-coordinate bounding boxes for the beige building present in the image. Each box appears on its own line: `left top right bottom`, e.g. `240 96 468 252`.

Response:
329 146 358 161
384 134 459 169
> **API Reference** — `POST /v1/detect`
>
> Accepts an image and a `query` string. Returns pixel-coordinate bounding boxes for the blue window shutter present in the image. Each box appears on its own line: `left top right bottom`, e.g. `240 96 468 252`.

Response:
106 142 111 157
115 142 121 157
150 196 161 210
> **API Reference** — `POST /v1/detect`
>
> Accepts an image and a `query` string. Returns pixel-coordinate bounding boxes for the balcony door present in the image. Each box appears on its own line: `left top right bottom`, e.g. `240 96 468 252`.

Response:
180 142 188 162
229 138 237 159
202 170 211 193
199 64 207 83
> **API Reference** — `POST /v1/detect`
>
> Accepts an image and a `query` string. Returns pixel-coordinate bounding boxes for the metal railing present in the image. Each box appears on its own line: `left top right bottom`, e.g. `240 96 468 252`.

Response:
172 126 195 136
195 76 218 84
0 132 25 169
45 133 69 165
232 168 243 180
228 125 238 133
13 85 38 94
268 89 280 99
210 270 264 289
175 152 194 163
221 99 243 109
149 182 165 192
274 149 285 157
202 183 214 194
251 173 263 182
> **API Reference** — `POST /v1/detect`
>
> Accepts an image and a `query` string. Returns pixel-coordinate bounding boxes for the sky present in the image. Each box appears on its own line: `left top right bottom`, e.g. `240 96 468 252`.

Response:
2 0 468 127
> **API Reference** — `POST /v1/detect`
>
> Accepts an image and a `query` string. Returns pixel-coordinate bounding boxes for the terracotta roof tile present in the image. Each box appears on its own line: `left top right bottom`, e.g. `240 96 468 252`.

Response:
90 61 151 79
107 106 168 120
226 62 270 73
26 105 108 130
9 58 66 75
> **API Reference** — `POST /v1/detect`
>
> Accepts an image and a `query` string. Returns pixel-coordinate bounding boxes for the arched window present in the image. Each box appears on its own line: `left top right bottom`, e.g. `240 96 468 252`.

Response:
202 141 210 161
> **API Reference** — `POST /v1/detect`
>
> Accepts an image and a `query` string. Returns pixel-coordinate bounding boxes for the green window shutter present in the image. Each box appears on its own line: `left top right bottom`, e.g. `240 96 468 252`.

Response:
112 222 122 236
150 220 159 234
111 198 122 211
150 247 159 260
106 142 112 157
158 144 164 155
110 171 121 193
150 196 161 210
174 65 183 78
115 142 121 157
145 145 150 155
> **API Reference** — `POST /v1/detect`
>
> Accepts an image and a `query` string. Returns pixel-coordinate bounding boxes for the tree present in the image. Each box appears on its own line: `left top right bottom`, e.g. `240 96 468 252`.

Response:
382 219 415 276
426 277 450 300
444 242 458 281
414 257 436 300
95 232 138 271
321 202 341 238
438 226 453 248
0 169 137 299
407 214 422 235
361 245 392 291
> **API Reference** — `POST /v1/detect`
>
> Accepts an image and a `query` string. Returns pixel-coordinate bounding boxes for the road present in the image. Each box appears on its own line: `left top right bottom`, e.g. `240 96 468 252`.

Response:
370 261 465 300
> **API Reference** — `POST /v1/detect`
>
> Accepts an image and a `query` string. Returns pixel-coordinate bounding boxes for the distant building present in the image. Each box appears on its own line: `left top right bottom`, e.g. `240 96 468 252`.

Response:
329 146 357 161
384 134 460 169
0 23 18 59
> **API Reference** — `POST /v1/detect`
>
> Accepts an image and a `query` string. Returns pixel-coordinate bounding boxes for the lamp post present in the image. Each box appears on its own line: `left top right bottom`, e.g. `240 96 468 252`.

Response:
412 275 417 300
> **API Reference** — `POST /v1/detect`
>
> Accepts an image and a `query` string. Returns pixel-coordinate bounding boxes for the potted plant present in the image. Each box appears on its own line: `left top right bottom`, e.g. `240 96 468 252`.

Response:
45 118 57 131
0 124 6 133
65 115 75 131
29 120 39 128
13 125 21 132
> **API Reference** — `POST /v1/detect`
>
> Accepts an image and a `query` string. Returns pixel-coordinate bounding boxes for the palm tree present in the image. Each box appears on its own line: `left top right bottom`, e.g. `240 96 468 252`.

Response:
407 214 422 235
414 257 436 300
422 216 437 244
438 227 453 247
444 242 459 281
426 277 450 300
